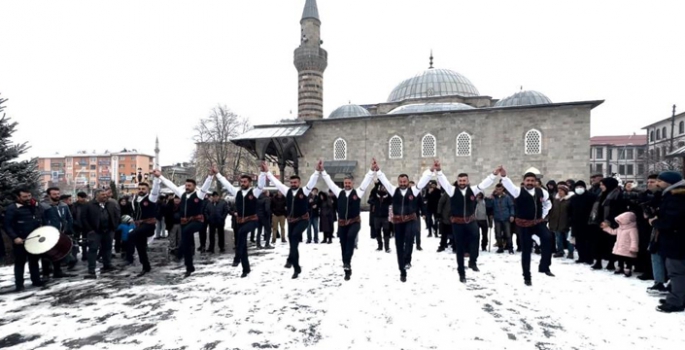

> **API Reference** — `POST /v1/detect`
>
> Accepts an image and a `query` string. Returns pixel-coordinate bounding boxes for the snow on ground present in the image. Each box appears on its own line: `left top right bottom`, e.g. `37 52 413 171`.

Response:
0 213 683 350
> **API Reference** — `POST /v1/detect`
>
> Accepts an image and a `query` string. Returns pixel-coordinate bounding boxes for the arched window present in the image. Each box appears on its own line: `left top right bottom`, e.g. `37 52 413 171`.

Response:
388 135 403 159
421 134 436 158
650 131 654 142
525 129 542 155
680 121 684 134
333 138 347 161
456 132 472 157
663 127 668 139
657 129 661 140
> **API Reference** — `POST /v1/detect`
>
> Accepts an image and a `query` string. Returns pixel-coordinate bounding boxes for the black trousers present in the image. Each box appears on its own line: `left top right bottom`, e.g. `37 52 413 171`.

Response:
126 223 155 271
179 221 203 272
257 215 271 244
477 220 489 250
616 255 635 270
425 211 438 236
287 220 308 268
453 222 479 276
208 221 225 252
414 219 421 248
519 224 553 280
439 222 453 249
572 224 593 263
373 217 391 249
87 230 114 273
199 223 208 249
14 244 41 288
339 222 360 267
234 221 258 271
393 221 415 276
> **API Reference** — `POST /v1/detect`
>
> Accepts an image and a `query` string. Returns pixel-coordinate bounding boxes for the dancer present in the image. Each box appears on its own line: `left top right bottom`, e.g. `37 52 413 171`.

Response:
127 177 161 277
499 167 554 286
316 160 375 281
432 160 498 282
154 170 213 278
211 166 264 278
261 161 319 279
374 158 432 282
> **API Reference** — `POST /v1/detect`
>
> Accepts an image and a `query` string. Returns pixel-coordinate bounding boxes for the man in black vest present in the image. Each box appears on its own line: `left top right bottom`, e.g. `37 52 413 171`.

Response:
375 158 432 282
155 170 213 278
500 168 554 286
212 166 264 278
126 177 161 277
262 161 319 279
433 160 498 283
317 160 375 281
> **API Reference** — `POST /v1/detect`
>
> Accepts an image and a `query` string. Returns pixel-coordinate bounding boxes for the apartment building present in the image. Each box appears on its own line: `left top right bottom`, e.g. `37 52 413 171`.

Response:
589 135 647 185
643 109 685 173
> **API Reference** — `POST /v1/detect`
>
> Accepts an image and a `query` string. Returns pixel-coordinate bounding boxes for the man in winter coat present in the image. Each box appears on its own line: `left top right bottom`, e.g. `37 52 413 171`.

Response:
271 191 287 244
256 190 273 249
548 185 574 259
492 184 515 254
40 187 76 278
568 181 597 264
436 190 453 252
368 184 392 252
424 181 442 238
650 171 685 313
205 192 230 253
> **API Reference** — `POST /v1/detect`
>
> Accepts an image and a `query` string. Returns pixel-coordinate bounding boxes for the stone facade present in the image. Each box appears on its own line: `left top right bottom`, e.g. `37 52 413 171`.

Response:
294 103 594 194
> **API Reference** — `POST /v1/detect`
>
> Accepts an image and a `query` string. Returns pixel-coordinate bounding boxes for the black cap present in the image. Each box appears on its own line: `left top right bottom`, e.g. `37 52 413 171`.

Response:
59 194 72 200
591 173 603 178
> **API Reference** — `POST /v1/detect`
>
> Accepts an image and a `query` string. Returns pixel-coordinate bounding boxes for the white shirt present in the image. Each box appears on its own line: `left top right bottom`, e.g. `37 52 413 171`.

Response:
436 171 497 197
264 171 319 197
159 175 212 199
500 176 552 218
320 170 375 198
216 172 264 198
376 169 432 197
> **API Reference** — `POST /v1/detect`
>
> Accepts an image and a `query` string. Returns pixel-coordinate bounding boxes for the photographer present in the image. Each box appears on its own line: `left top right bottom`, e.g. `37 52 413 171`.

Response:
650 171 685 313
643 174 667 293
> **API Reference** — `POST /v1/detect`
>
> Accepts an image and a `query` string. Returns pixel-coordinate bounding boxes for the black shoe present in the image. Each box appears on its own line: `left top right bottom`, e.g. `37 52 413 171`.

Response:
516 247 522 252
638 273 654 281
54 272 76 278
468 263 479 272
67 260 77 271
84 272 97 279
496 248 504 254
184 271 192 278
136 269 151 277
405 263 412 270
306 241 311 244
264 244 275 250
566 252 574 259
417 246 423 251
232 261 240 267
575 259 585 264
553 252 564 258
606 264 615 271
509 250 515 254
220 249 226 253
624 270 633 278
656 303 685 313
292 266 301 279
659 298 667 304
534 248 541 255
543 271 555 277
613 269 623 275
14 285 25 292
482 247 487 252
459 276 466 283
437 247 446 252
386 248 391 253
647 282 668 294
257 244 264 249
400 275 407 282
591 263 603 270
100 266 116 274
250 238 256 243
344 270 351 281
428 234 433 238
241 270 251 278
524 279 532 286
285 262 292 269
197 247 203 252
376 246 383 251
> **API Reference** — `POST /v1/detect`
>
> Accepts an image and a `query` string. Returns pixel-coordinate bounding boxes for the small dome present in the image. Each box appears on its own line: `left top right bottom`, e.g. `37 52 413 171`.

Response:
388 102 475 115
328 104 371 119
387 68 480 102
495 90 552 107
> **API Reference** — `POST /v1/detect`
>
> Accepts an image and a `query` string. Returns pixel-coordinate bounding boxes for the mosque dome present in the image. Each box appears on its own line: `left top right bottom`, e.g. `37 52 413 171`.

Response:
388 102 475 115
494 90 552 107
328 104 371 119
387 68 480 102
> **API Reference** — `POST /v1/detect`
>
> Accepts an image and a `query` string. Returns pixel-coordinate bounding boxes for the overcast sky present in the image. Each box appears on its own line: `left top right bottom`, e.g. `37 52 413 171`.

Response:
2 0 683 165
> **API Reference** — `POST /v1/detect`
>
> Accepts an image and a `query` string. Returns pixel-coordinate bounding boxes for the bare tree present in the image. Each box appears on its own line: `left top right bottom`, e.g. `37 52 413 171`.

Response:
193 105 258 190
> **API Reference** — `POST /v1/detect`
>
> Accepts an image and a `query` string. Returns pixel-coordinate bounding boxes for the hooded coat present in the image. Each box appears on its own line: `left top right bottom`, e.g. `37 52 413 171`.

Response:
603 211 639 258
548 192 574 233
652 179 685 259
569 181 597 231
591 178 627 229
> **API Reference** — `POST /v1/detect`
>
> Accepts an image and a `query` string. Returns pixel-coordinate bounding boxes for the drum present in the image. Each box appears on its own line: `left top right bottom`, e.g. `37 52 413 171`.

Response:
24 226 74 262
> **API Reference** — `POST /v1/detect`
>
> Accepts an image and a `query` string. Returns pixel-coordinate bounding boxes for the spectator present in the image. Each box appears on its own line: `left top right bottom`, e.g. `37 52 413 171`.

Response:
206 192 230 253
307 188 321 244
256 190 272 249
271 191 287 244
318 192 337 244
436 189 454 253
601 211 639 277
549 185 574 259
492 184 515 254
590 177 627 271
568 181 597 264
475 193 490 251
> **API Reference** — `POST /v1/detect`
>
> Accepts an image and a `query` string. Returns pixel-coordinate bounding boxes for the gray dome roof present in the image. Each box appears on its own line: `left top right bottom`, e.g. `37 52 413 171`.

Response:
494 90 552 107
328 104 371 119
388 102 475 115
387 68 480 102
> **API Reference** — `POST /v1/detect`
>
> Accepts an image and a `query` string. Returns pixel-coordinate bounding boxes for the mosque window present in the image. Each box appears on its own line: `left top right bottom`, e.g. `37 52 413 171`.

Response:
525 129 542 155
389 136 403 159
333 138 347 161
421 134 436 158
456 132 471 157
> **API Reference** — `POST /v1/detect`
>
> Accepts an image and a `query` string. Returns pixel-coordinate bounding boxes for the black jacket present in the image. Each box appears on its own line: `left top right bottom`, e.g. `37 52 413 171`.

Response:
271 194 287 216
3 202 42 240
257 193 271 218
308 194 321 217
425 189 441 213
205 199 230 224
653 181 685 259
568 192 597 229
81 200 121 233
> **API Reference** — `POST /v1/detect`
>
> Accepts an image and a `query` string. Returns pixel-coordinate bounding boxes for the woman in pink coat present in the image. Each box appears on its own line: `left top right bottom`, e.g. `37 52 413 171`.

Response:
601 211 639 277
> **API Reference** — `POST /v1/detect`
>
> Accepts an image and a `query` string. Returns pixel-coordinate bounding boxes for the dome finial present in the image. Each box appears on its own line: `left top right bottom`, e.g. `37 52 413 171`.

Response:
520 85 523 91
429 50 434 69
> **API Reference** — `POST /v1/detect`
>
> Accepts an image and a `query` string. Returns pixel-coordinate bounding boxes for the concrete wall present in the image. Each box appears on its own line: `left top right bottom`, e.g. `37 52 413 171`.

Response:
296 104 592 193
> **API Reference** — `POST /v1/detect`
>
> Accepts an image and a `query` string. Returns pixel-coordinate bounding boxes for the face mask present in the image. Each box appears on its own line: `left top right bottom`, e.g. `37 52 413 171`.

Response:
575 188 585 195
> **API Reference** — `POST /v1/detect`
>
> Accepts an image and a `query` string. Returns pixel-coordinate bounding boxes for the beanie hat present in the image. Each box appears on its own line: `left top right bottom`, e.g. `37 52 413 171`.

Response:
657 171 683 185
601 177 619 191
575 180 587 189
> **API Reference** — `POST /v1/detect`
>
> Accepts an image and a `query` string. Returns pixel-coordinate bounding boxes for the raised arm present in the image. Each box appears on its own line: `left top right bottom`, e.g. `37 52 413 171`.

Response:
266 172 289 196
471 171 499 196
197 175 213 199
376 170 396 195
214 171 239 197
500 176 521 198
149 177 161 203
356 170 376 197
302 172 320 196
541 189 551 218
320 170 342 196
414 169 433 193
158 175 185 197
435 171 455 197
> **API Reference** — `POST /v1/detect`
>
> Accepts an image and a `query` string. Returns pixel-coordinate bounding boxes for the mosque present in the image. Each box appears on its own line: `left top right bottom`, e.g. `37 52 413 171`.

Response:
233 0 603 186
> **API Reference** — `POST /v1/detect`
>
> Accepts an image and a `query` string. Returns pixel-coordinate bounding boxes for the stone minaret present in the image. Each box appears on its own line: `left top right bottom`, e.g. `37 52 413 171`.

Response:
294 0 327 120
154 136 160 169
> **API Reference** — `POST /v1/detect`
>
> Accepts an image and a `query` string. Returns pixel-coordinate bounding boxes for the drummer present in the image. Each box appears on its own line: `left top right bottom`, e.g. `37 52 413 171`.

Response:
3 186 45 291
39 187 77 278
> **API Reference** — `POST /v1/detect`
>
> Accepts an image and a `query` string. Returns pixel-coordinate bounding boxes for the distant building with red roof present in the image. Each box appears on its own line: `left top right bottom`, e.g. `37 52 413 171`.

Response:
590 134 648 185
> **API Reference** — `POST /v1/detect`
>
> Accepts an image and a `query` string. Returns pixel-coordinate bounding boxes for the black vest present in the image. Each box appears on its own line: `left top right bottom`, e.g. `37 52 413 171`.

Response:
450 187 476 217
515 187 544 220
337 189 361 220
181 191 203 218
286 188 309 218
373 194 392 218
133 195 157 220
235 189 258 218
392 188 418 216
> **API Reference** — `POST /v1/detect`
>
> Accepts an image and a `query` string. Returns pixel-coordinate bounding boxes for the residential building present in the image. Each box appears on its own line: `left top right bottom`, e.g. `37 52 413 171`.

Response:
643 109 685 173
590 135 648 185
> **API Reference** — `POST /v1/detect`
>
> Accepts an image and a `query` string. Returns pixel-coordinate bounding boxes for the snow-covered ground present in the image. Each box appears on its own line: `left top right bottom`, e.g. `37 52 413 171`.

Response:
0 213 682 350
